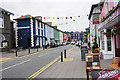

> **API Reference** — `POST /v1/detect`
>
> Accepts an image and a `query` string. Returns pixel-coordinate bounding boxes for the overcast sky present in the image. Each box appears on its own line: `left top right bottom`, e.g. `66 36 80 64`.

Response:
1 0 100 32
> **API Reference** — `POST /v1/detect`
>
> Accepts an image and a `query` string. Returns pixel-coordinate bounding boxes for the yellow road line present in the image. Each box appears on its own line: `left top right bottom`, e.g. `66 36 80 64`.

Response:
26 47 74 80
0 58 12 61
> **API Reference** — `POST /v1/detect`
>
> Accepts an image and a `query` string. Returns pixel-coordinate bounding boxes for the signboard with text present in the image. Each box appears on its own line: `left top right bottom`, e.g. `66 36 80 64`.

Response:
93 14 99 24
91 69 120 80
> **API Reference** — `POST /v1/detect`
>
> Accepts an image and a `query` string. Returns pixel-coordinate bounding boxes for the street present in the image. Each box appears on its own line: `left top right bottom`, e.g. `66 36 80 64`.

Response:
1 45 73 79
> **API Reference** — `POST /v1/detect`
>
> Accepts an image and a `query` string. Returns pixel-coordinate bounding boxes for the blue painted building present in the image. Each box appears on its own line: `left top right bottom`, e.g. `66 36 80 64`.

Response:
71 31 81 41
14 15 46 48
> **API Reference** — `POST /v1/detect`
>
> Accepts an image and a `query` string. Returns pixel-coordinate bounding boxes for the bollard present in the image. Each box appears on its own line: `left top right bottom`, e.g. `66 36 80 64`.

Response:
64 49 66 58
28 47 30 54
86 69 89 80
16 49 17 57
61 52 63 62
37 47 38 52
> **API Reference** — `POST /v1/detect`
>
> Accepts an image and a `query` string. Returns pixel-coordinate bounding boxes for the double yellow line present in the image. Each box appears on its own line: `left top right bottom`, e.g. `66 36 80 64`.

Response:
26 47 74 80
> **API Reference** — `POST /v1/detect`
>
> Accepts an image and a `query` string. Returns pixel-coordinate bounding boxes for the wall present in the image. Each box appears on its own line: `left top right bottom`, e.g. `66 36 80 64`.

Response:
17 19 31 47
101 2 105 19
54 29 60 40
109 0 114 11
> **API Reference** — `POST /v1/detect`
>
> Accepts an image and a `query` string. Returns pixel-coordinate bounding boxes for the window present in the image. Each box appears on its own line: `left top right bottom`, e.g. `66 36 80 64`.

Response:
0 34 5 48
107 29 111 51
105 0 109 15
114 0 119 7
0 13 4 28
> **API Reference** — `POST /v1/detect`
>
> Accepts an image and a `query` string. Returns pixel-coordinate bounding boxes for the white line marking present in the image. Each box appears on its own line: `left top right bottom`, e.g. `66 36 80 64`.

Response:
0 59 31 71
38 53 50 57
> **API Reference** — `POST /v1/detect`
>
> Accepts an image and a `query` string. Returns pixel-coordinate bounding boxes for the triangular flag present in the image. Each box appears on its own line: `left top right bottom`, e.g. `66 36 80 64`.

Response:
78 16 80 18
66 22 67 24
66 17 68 19
74 16 76 18
48 17 50 19
21 15 23 18
12 14 14 16
30 16 32 19
43 17 46 19
70 17 72 19
35 17 37 19
7 13 10 15
53 17 55 19
3 12 5 14
57 17 59 19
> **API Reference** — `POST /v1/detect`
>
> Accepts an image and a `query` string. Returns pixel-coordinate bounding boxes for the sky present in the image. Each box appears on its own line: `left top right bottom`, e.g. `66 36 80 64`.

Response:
0 0 100 32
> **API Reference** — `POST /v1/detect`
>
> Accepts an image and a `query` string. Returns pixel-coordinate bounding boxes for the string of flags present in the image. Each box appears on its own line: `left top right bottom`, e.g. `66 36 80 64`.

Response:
43 16 81 20
0 10 89 26
0 10 89 19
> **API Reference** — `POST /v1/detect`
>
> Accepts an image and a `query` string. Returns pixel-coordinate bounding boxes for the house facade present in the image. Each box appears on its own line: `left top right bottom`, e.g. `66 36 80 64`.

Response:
54 29 60 44
63 32 67 42
98 0 120 59
71 31 81 41
15 15 45 48
59 30 63 44
88 3 101 51
0 8 15 52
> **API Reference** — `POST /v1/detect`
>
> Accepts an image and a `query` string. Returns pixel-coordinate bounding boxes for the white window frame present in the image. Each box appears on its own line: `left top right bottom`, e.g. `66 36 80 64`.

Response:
39 22 41 36
36 20 38 35
0 13 4 28
43 24 44 36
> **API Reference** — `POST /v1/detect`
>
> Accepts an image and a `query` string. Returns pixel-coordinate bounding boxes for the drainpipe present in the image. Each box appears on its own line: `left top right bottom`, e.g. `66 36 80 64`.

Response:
114 35 117 57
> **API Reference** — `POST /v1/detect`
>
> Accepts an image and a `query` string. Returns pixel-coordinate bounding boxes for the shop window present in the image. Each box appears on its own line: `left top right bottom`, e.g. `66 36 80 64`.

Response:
0 34 5 48
107 29 111 51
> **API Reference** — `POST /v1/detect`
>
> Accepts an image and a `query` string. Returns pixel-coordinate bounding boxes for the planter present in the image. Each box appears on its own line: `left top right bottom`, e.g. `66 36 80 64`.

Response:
93 48 99 53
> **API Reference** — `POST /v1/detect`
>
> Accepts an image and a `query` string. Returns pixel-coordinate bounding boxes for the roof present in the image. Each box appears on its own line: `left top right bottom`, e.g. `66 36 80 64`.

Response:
88 3 101 20
0 7 12 14
14 14 32 20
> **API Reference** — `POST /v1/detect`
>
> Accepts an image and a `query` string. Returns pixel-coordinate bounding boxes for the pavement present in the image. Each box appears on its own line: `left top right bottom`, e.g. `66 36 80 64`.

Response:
0 47 44 62
39 46 87 79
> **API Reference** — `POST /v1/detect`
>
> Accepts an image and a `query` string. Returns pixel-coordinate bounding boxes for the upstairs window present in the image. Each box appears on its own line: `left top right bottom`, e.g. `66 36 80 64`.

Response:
0 13 4 28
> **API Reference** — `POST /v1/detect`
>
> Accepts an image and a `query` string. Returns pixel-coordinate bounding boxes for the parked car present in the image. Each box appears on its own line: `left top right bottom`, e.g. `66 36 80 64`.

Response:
50 42 55 48
71 41 75 45
63 42 66 46
66 41 70 45
60 42 63 46
76 41 81 47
